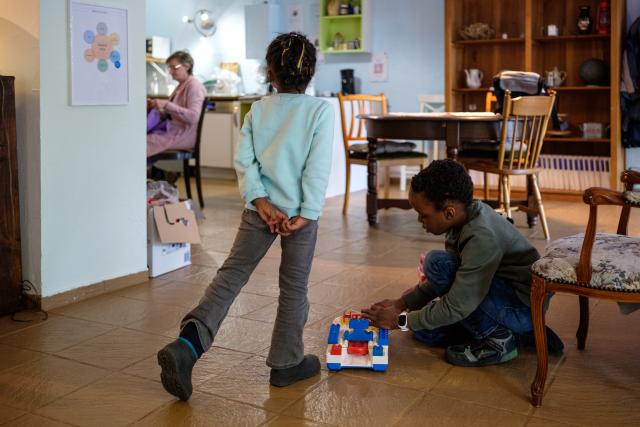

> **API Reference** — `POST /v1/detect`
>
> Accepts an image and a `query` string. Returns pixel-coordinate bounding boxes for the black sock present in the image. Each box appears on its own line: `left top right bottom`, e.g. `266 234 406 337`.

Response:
179 322 204 358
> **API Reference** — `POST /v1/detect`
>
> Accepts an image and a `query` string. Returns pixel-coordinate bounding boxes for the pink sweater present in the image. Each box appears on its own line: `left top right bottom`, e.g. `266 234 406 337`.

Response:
147 76 207 157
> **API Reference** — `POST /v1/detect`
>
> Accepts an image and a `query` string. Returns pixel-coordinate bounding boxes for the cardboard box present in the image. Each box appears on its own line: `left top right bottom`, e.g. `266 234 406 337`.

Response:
148 200 201 278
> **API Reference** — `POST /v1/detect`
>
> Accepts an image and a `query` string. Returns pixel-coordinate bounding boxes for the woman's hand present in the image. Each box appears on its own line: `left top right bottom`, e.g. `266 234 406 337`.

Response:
278 216 310 237
148 98 169 111
253 198 288 233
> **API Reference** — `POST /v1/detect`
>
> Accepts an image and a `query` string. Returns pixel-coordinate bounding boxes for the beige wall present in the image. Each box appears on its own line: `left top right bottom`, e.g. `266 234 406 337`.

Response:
0 0 41 294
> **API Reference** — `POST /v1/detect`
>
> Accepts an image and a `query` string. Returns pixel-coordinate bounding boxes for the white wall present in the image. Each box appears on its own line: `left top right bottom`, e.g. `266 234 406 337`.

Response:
0 0 42 293
40 0 147 297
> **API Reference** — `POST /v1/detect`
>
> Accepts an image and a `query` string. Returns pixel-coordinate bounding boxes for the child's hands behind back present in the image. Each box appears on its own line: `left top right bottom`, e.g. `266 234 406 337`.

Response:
253 198 289 233
278 216 310 237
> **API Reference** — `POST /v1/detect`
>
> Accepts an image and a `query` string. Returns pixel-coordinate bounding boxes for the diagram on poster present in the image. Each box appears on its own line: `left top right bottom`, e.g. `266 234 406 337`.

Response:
70 1 128 105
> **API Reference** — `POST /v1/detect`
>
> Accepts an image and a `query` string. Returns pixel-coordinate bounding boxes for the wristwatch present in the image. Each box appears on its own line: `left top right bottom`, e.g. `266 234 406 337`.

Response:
398 311 409 331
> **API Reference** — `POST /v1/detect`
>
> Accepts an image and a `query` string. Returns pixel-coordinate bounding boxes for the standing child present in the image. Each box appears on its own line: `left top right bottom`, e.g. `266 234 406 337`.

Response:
157 32 333 400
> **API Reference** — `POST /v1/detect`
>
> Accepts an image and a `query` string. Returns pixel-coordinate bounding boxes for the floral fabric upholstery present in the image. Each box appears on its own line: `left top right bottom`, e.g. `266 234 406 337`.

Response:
625 191 640 206
532 233 640 292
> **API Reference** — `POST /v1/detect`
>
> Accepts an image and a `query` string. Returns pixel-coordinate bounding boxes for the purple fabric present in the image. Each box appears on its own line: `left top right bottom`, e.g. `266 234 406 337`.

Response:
147 108 167 134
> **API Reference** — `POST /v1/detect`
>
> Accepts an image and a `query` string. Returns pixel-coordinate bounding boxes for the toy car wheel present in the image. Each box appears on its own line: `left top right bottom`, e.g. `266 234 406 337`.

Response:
327 363 342 371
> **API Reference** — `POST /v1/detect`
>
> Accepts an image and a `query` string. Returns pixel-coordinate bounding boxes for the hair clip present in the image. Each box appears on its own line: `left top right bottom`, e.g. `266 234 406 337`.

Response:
296 43 306 71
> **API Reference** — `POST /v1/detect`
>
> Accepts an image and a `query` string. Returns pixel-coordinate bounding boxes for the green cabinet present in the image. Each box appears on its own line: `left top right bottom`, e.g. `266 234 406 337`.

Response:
319 0 370 54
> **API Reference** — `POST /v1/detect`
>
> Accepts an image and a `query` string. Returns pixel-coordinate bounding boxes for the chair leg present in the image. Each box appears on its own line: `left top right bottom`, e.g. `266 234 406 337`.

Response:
531 174 550 240
399 166 407 192
483 172 490 201
577 296 590 350
384 166 391 199
343 162 351 215
502 175 512 218
183 159 193 201
530 274 549 407
195 158 204 209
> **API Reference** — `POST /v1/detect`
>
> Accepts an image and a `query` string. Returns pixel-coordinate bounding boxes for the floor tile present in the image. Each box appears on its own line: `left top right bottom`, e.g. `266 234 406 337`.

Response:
35 373 172 427
55 328 172 370
0 316 114 354
123 304 189 337
8 414 73 427
227 293 276 317
0 404 26 425
431 364 534 415
524 416 581 427
243 302 336 326
282 375 422 427
396 393 528 426
197 356 326 413
531 377 640 426
0 355 107 411
240 273 282 298
123 345 253 386
50 295 157 326
265 415 334 426
134 391 274 426
0 311 53 338
0 344 43 373
212 317 275 354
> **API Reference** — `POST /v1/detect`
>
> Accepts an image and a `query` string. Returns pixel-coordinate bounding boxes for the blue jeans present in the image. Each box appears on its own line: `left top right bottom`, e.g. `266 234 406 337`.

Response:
413 250 533 345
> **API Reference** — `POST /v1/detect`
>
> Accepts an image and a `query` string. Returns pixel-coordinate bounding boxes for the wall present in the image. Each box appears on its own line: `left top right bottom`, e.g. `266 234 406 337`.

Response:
40 0 147 297
145 0 444 110
0 0 42 293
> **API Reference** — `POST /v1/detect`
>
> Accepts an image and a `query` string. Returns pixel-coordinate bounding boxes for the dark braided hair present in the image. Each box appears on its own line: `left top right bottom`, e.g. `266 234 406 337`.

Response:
411 159 474 210
265 32 316 93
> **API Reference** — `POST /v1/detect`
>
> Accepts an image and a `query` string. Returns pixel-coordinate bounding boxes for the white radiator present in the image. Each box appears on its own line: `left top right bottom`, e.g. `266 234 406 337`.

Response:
468 155 611 192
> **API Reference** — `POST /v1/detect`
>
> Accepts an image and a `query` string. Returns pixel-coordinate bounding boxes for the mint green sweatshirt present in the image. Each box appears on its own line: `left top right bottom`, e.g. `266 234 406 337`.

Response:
235 94 334 220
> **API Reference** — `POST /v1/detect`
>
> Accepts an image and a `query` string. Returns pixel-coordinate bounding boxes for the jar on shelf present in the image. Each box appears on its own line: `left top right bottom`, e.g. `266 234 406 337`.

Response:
577 6 593 34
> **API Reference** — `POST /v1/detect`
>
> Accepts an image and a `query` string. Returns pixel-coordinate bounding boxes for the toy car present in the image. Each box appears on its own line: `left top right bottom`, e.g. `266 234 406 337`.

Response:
326 311 388 372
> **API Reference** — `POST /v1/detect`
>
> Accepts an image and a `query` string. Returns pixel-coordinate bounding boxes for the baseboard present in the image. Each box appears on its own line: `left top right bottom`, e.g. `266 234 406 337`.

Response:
40 270 148 311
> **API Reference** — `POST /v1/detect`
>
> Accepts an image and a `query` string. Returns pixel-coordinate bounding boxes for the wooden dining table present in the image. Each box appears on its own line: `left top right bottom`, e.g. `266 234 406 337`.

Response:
360 112 535 226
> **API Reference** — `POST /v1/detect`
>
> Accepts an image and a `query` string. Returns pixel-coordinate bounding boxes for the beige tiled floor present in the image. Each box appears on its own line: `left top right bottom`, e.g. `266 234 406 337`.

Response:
1 178 639 426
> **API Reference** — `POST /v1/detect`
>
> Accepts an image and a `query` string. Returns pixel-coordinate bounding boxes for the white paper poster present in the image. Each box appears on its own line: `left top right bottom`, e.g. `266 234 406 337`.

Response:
370 52 388 82
69 1 128 105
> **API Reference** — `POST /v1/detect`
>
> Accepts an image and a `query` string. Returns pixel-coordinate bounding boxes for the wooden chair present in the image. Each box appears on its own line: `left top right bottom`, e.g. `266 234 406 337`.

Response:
529 169 640 407
149 99 208 209
462 91 556 239
338 93 428 215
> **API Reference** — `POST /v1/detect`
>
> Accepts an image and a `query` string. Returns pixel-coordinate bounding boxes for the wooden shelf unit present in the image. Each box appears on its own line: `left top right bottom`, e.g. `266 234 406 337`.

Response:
445 0 625 190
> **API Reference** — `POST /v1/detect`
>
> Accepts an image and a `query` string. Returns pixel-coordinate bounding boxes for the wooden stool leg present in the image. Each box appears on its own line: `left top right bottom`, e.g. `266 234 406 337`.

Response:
530 274 549 407
343 162 351 215
183 159 192 201
577 296 590 350
195 158 204 209
483 172 490 200
399 166 407 192
384 166 391 199
531 174 550 240
502 175 512 218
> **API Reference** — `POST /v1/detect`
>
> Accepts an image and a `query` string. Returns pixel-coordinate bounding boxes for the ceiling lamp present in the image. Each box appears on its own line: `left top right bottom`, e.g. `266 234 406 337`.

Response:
182 9 216 38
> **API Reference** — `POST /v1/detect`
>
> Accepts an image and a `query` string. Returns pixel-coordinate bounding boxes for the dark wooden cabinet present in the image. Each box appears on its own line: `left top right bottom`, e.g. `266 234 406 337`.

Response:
0 76 22 315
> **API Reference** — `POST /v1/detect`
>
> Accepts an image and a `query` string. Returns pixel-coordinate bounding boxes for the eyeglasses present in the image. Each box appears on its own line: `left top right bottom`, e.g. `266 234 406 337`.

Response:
168 64 183 71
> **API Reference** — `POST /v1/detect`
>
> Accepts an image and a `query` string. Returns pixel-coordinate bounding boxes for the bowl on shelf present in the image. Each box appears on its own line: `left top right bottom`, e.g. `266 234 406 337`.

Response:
458 22 495 40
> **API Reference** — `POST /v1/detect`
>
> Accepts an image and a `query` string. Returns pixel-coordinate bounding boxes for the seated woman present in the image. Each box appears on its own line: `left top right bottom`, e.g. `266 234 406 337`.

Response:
147 51 207 157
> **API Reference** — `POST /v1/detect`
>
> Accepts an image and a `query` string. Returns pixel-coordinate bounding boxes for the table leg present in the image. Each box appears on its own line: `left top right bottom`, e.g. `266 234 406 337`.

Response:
367 136 379 226
527 174 539 228
445 122 459 160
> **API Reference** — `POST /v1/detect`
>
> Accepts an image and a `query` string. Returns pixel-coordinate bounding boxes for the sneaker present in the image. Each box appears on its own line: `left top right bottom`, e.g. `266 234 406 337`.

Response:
445 327 518 367
515 326 564 355
157 339 198 400
270 354 321 387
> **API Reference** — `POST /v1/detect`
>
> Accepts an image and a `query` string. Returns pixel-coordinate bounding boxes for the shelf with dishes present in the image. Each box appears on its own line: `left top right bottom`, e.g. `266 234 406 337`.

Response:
534 34 610 43
453 38 524 46
319 0 370 54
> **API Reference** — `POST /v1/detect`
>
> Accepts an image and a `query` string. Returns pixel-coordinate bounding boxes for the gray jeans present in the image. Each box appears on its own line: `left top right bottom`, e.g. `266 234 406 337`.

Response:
182 209 318 369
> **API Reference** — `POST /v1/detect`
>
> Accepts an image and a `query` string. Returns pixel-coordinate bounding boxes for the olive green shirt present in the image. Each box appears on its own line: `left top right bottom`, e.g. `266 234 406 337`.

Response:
403 200 540 331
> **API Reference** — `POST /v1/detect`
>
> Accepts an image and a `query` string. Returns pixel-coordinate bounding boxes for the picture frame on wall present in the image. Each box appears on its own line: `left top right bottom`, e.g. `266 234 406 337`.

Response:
69 0 129 105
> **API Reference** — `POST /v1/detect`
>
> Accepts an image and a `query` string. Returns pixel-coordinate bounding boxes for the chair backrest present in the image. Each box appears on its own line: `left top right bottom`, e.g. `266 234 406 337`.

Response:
193 99 209 159
337 92 387 153
497 90 556 171
418 94 445 112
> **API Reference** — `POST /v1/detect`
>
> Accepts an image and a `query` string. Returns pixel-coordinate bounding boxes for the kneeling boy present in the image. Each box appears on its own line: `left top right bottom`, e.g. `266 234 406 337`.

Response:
363 159 561 367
